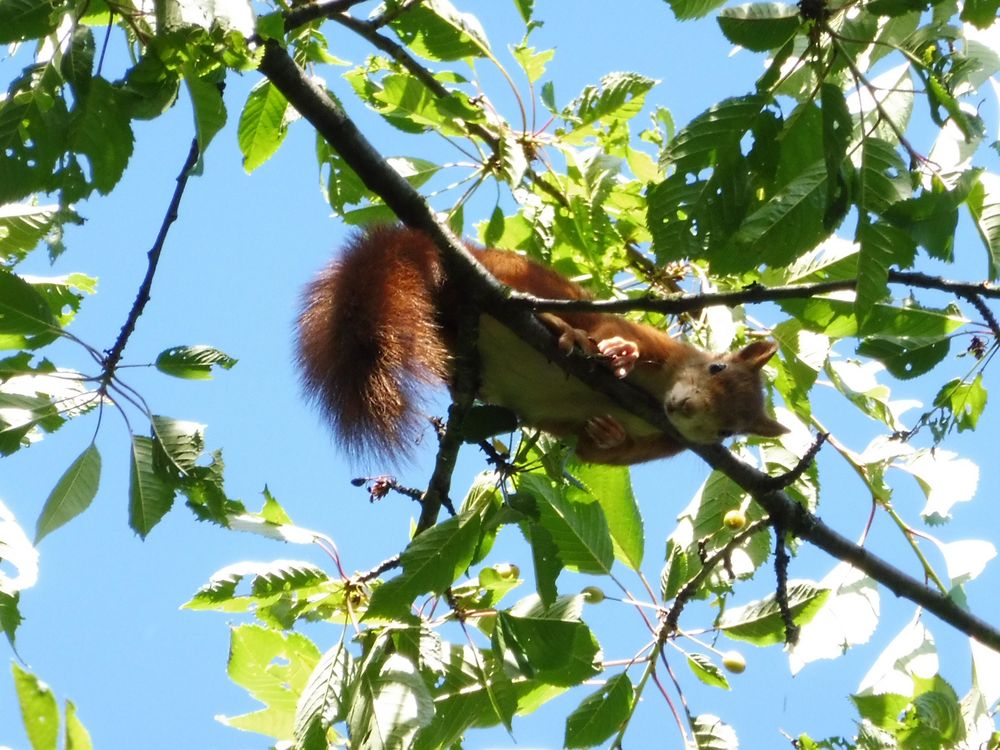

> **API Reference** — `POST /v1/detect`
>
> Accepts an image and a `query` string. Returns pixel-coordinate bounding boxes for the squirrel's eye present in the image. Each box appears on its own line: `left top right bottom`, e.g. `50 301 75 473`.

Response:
718 429 734 439
709 362 727 375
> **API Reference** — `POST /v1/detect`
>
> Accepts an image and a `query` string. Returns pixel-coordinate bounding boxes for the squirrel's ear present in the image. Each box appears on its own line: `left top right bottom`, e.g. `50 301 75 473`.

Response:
749 415 790 438
735 340 779 370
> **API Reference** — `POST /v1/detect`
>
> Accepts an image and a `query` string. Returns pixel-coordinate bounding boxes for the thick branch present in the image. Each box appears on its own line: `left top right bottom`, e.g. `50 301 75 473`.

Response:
257 43 1000 651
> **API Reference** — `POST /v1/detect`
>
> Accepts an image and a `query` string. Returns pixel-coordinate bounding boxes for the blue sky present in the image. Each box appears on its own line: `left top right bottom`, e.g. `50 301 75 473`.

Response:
2 1 1000 748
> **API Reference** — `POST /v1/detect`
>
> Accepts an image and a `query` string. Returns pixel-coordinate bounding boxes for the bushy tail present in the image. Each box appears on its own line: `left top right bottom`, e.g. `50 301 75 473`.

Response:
296 226 451 463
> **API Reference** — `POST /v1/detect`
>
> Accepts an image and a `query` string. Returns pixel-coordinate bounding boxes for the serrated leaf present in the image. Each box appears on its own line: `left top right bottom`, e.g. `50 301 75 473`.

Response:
220 624 321 740
183 559 329 611
560 72 656 143
65 700 92 750
12 663 59 750
151 415 205 475
128 434 175 538
35 443 101 543
185 73 227 154
564 673 633 747
155 345 237 379
719 582 829 645
933 374 987 432
860 139 911 216
687 653 731 689
494 598 600 686
522 473 614 575
68 78 134 194
390 0 489 61
692 714 739 749
565 458 643 570
963 0 1000 27
0 0 59 43
732 160 831 266
294 642 354 749
0 203 59 261
967 171 1000 280
895 449 978 523
364 511 483 619
789 563 880 674
855 220 916 328
717 3 800 51
238 80 289 173
0 268 58 335
667 0 729 20
0 501 36 645
347 652 434 750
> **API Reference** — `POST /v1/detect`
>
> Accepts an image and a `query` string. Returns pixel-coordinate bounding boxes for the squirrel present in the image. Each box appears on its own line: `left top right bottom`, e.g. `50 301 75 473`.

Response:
296 225 788 465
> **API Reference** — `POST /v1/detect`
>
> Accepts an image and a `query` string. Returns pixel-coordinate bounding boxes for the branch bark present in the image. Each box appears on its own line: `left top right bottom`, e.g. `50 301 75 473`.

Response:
257 41 1000 651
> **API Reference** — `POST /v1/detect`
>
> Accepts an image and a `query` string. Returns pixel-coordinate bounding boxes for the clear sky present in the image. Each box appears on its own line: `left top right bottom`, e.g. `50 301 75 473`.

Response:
2 1 999 748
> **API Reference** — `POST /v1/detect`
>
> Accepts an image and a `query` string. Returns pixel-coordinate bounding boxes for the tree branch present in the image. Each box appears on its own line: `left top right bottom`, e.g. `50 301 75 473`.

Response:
102 137 200 387
257 42 1000 651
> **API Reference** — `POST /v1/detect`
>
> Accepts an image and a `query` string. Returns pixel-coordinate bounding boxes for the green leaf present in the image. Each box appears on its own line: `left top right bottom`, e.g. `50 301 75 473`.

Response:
667 0 729 20
68 78 134 194
65 700 92 750
151 415 205 474
731 160 832 267
155 345 237 379
390 0 490 61
560 72 656 144
884 174 977 262
294 643 354 750
494 595 600 686
185 73 227 154
717 3 800 51
365 510 483 619
238 80 289 173
692 714 739 749
933 374 988 432
35 443 101 543
967 171 1000 280
855 220 916 327
346 652 434 750
128 435 175 538
12 663 59 750
512 43 554 84
564 673 633 748
513 0 533 22
522 473 614 575
0 500 38 646
565 458 644 570
687 653 731 689
0 0 59 43
719 582 830 645
859 139 911 216
0 268 58 335
220 624 321 740
0 202 59 262
962 0 1000 27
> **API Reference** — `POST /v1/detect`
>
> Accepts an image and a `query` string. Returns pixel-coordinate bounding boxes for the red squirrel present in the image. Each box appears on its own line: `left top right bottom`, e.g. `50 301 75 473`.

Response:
296 225 787 465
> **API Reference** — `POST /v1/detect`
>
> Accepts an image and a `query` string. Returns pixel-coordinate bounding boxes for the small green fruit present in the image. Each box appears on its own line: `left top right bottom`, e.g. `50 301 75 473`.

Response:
723 509 747 530
722 650 746 673
494 563 520 580
581 586 606 603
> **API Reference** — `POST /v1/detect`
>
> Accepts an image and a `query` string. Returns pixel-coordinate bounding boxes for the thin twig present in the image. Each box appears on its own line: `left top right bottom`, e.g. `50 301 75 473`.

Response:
101 137 200 388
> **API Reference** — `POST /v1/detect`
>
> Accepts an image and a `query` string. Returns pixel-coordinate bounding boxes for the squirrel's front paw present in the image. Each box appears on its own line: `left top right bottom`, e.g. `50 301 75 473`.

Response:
584 415 628 449
538 313 597 355
597 337 639 378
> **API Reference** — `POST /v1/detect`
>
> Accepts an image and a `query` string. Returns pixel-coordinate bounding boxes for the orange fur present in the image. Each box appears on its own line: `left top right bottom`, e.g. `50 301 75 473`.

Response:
297 225 787 465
